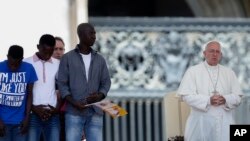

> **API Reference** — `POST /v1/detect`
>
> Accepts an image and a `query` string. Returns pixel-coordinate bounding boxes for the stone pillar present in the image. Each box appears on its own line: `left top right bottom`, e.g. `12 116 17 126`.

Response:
69 0 88 49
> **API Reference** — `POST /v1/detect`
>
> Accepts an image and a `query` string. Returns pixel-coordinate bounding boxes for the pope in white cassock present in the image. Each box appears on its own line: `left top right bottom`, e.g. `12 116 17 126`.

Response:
177 41 243 141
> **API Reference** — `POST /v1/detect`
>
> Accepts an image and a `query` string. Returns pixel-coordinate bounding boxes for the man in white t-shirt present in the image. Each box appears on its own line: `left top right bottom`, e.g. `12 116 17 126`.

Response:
57 23 111 141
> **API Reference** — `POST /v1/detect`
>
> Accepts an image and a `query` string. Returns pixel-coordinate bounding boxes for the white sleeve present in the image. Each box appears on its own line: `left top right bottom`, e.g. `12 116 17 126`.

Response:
177 68 197 96
182 95 211 112
223 94 242 110
178 65 211 112
223 70 243 110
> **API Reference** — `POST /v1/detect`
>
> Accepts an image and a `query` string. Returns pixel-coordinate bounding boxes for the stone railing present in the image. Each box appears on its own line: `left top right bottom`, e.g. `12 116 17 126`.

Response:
90 17 250 92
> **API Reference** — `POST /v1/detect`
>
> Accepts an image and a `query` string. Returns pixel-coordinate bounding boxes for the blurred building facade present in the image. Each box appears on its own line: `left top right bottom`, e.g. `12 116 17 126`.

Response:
2 0 247 140
77 0 250 140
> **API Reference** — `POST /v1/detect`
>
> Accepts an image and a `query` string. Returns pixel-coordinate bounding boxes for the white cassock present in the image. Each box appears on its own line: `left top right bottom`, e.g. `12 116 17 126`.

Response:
177 61 243 141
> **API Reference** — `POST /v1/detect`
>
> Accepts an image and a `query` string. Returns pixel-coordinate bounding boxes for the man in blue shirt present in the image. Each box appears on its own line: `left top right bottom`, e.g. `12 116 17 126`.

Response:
0 45 38 141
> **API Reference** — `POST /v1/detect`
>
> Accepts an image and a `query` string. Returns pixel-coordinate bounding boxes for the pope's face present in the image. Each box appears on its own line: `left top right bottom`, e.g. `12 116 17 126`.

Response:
203 42 222 66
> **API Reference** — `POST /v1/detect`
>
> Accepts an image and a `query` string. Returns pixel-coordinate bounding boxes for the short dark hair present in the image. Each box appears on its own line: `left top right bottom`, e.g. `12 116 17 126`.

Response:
55 36 65 45
8 45 24 59
77 23 94 37
39 34 56 47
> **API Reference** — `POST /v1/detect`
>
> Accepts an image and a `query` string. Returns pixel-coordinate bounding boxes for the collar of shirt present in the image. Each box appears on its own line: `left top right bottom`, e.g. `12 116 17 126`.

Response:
74 45 97 56
32 53 53 63
204 61 218 70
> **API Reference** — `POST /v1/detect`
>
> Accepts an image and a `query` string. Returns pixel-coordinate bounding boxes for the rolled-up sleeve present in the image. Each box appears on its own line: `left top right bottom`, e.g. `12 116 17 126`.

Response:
57 55 71 98
99 59 111 96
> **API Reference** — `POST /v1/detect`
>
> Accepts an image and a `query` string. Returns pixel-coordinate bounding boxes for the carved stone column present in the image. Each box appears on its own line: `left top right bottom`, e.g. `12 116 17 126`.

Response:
69 0 88 48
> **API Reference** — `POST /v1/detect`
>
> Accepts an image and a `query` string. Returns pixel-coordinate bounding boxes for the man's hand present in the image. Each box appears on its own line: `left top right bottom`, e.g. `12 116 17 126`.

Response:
32 105 52 121
65 95 87 111
69 100 87 111
217 96 226 105
210 95 220 106
86 92 105 104
210 94 226 106
20 117 29 134
47 105 59 115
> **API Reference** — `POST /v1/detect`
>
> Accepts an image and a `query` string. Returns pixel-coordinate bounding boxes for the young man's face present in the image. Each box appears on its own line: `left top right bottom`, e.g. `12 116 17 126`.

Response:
37 44 54 61
80 26 96 47
7 56 22 71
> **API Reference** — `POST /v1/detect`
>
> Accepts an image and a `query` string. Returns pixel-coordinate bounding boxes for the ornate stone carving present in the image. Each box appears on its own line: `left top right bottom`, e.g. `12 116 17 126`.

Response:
92 18 250 91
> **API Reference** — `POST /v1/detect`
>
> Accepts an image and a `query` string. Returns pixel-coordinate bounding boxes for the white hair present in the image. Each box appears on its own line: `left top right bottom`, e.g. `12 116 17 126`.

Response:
203 40 222 51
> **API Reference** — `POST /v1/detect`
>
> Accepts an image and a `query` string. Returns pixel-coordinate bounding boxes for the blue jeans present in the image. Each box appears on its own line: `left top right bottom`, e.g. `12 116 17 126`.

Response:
0 124 27 141
65 113 103 141
27 113 60 141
